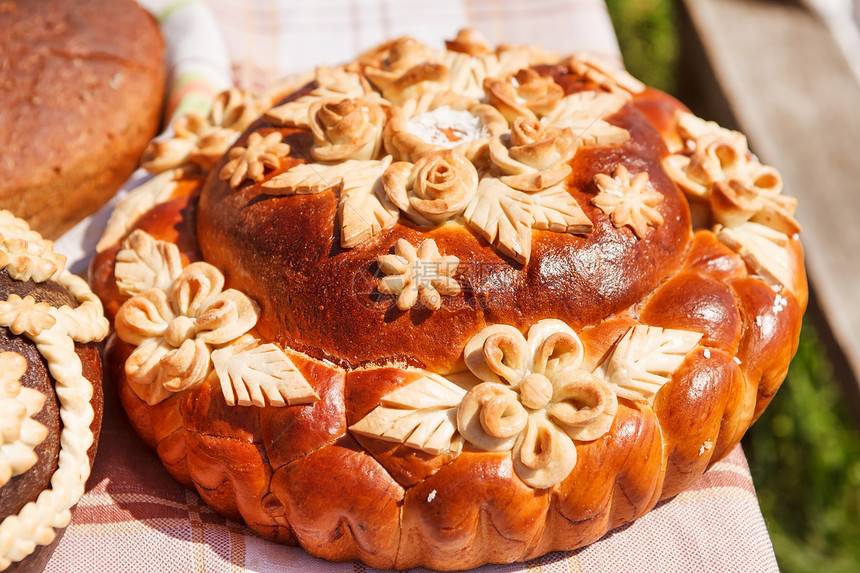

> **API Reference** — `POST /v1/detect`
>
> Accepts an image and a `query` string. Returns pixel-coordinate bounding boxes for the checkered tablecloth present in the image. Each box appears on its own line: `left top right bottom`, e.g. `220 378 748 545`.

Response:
47 1 780 571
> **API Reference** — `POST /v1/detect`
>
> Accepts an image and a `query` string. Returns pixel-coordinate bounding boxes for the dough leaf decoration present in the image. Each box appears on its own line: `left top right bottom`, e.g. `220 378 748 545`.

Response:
716 221 793 288
542 91 629 146
337 157 399 248
350 373 466 456
115 229 184 297
212 335 318 407
565 53 646 98
596 325 703 404
464 178 591 264
263 157 399 247
530 185 595 233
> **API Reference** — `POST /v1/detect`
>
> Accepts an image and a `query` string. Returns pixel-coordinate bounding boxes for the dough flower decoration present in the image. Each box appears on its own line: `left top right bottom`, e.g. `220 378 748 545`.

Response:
219 130 291 189
0 212 65 283
362 30 556 103
0 295 56 337
662 113 800 288
265 66 377 128
488 117 578 192
383 150 479 226
114 230 317 407
0 351 48 488
351 320 704 489
209 87 266 133
228 34 643 265
383 91 506 162
541 90 630 146
443 38 558 100
377 238 461 311
309 97 386 162
564 53 646 99
362 36 448 103
378 66 629 264
483 68 565 124
142 87 266 174
444 28 493 56
593 165 664 238
115 261 259 401
662 112 799 235
458 319 616 488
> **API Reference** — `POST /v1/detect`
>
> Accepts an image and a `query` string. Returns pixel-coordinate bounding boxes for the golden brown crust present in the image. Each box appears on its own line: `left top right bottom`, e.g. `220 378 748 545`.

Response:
89 180 204 322
92 36 809 570
398 451 550 569
0 0 165 238
347 368 460 487
630 87 692 147
197 74 692 371
271 435 403 568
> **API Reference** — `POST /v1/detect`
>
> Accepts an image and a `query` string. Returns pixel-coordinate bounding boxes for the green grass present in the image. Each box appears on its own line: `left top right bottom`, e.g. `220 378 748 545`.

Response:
605 0 678 93
603 1 860 571
745 322 860 573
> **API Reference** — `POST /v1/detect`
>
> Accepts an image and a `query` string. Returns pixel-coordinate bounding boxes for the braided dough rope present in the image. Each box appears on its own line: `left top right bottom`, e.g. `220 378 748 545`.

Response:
0 260 108 569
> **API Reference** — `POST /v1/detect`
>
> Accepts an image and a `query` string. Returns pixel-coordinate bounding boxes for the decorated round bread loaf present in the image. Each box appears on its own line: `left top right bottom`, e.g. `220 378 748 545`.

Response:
90 30 806 570
0 212 109 571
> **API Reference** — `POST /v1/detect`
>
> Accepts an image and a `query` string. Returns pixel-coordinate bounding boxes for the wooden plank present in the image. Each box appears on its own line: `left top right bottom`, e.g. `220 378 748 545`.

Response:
677 0 860 409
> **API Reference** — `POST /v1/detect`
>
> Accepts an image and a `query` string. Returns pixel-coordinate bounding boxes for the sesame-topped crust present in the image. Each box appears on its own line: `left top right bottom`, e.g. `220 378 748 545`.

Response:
91 30 807 571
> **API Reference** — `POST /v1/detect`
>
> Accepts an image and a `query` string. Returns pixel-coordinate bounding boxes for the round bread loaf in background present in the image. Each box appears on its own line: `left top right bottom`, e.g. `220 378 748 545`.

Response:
0 0 165 239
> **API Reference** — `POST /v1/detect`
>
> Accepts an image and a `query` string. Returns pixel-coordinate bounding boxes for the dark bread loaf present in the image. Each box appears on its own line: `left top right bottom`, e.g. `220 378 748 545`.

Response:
0 212 108 571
